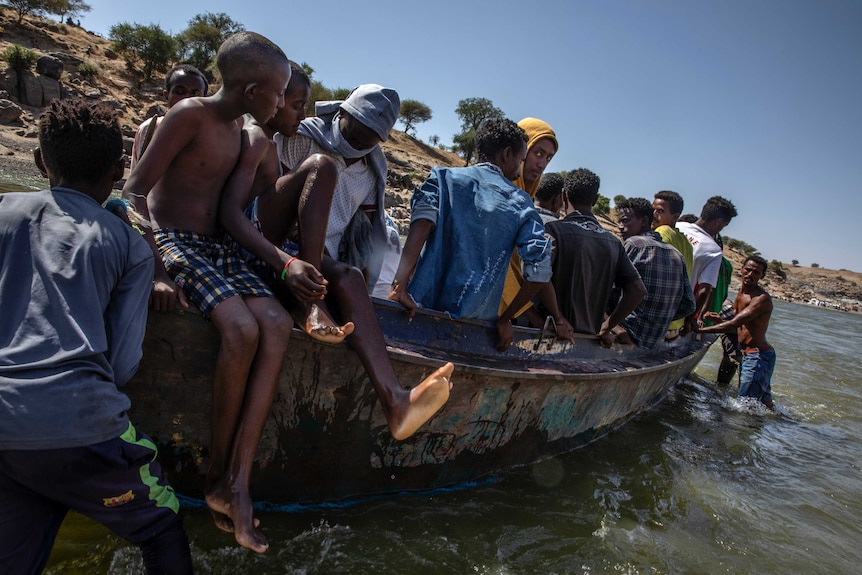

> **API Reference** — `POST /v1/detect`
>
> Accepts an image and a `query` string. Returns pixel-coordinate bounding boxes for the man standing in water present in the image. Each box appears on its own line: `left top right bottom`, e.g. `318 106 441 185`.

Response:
697 255 776 408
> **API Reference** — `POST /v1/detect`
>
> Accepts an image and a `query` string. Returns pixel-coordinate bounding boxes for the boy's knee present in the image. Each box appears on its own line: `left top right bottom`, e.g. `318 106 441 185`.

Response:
257 301 293 338
330 263 366 295
221 313 260 350
306 153 338 181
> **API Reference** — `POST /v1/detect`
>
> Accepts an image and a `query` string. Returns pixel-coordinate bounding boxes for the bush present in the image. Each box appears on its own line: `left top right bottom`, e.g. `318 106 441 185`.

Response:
1 44 39 100
78 61 100 78
1 44 39 74
811 263 820 268
724 236 759 256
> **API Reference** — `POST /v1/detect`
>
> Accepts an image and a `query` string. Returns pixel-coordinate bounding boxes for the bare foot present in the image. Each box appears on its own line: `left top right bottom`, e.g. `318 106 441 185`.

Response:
205 484 269 553
299 303 354 344
207 509 260 533
209 508 233 533
390 362 454 440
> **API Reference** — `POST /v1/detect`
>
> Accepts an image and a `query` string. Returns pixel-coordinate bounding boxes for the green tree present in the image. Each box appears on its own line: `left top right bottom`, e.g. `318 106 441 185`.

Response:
811 262 820 268
306 78 351 116
175 12 243 81
613 194 627 207
308 79 331 113
594 194 611 216
1 43 39 100
109 22 177 83
6 0 51 23
47 0 90 23
791 259 799 267
398 99 432 137
332 87 351 100
452 97 504 165
451 130 476 166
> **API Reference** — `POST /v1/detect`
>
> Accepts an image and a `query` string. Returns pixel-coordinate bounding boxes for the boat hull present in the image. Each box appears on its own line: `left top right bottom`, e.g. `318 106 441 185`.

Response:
126 301 712 503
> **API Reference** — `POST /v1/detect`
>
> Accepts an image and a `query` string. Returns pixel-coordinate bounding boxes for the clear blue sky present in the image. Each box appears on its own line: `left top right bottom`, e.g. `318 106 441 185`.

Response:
80 0 862 272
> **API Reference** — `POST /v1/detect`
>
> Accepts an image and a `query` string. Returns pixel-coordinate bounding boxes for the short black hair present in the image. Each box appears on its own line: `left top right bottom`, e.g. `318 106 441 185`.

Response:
216 31 287 89
654 190 684 215
616 197 654 221
475 117 527 163
165 63 209 94
745 254 768 274
287 60 310 92
38 97 122 183
700 195 738 222
535 172 564 203
562 168 601 206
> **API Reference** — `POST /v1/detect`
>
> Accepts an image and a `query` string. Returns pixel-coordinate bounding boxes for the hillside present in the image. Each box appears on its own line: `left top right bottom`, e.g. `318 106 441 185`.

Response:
723 248 862 311
1 8 859 313
0 8 464 187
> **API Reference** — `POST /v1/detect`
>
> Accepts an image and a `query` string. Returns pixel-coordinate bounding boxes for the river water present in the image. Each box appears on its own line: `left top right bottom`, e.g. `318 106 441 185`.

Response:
34 298 860 574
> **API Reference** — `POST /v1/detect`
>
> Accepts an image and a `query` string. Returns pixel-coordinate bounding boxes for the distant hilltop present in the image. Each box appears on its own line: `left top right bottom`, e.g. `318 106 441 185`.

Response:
720 246 861 312
1 8 859 312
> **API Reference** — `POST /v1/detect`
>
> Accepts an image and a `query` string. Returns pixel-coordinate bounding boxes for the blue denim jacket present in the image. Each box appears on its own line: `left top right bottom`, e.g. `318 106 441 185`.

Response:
407 163 551 320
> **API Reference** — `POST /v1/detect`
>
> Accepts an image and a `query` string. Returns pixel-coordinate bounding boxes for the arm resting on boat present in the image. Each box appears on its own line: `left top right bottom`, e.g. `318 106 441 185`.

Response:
497 280 545 352
600 278 647 347
389 218 435 319
537 283 574 343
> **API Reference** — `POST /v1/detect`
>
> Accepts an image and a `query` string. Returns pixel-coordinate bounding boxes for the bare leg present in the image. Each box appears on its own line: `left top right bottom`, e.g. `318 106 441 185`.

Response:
258 154 351 342
205 296 291 553
323 258 453 439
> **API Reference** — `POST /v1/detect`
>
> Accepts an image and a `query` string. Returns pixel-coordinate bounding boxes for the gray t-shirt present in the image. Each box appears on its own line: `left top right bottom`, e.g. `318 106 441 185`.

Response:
0 188 153 450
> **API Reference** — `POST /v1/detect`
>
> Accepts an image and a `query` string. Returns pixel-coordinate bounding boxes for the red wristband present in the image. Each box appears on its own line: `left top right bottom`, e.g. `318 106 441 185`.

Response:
280 257 298 280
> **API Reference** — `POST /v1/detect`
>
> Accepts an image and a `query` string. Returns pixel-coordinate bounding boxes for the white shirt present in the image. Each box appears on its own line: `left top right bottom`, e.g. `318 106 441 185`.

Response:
277 134 377 258
676 221 722 288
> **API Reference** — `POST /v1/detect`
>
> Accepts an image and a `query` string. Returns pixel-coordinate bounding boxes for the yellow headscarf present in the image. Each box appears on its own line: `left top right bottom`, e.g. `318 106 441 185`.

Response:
512 117 559 198
499 117 559 318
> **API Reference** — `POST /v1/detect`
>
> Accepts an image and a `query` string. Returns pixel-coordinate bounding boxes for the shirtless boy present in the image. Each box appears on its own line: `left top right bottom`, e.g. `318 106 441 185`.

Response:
698 255 776 408
220 62 352 343
220 64 453 441
123 31 293 553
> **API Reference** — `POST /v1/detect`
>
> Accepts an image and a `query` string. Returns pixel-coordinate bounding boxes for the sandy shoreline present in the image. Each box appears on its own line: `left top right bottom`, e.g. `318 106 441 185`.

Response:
0 126 45 188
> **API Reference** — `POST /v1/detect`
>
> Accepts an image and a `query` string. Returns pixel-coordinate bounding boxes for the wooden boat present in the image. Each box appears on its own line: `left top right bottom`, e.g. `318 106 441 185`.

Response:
126 300 714 504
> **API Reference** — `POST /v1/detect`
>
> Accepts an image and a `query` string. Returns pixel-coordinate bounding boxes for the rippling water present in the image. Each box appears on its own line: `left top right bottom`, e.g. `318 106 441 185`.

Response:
40 300 862 574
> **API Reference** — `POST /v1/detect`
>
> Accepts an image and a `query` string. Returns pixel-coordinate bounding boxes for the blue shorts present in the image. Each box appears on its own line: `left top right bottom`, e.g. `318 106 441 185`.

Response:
0 422 188 574
739 348 776 403
155 228 274 317
223 197 300 287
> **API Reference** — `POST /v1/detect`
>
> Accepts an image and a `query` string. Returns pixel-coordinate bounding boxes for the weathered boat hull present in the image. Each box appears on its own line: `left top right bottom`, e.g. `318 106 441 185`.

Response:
126 300 712 504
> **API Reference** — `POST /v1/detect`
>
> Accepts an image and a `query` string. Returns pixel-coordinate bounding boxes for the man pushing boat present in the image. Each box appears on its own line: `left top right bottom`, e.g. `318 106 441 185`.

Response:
697 255 776 409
